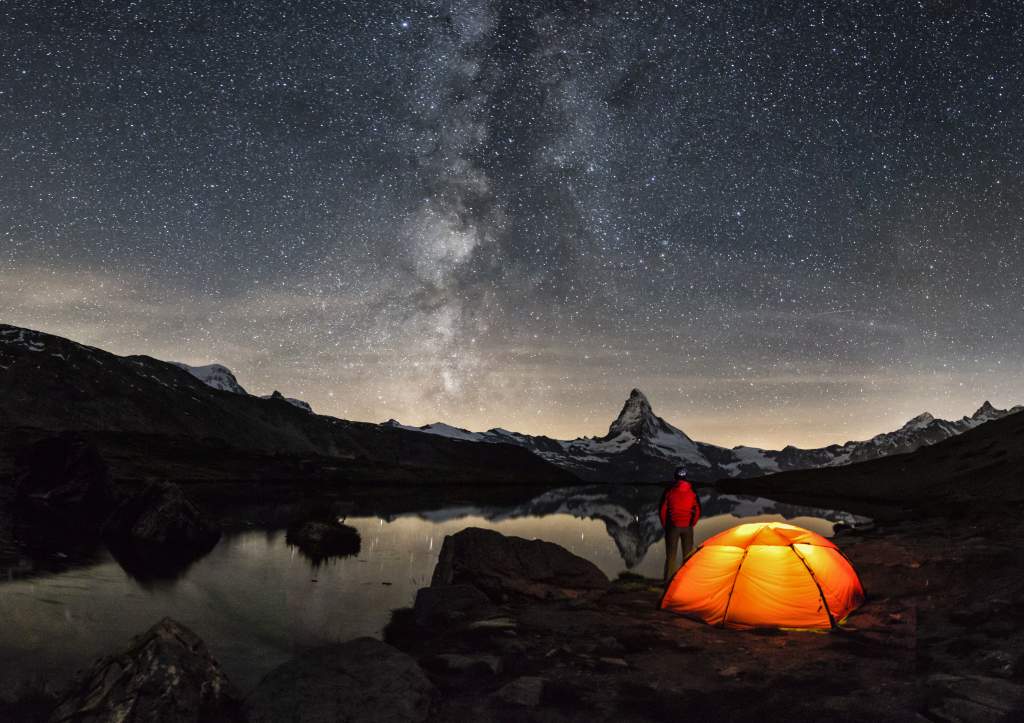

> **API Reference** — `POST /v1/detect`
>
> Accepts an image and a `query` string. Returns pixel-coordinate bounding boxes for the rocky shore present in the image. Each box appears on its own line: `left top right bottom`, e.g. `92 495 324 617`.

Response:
381 515 1024 721
10 503 1022 722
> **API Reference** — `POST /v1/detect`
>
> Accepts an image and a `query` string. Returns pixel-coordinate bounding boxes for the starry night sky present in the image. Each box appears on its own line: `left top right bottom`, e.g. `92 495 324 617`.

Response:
3 0 1023 448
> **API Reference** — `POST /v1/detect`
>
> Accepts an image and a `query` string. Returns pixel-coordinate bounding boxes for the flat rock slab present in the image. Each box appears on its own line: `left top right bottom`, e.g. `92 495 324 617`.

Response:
49 617 241 723
246 637 435 723
431 527 610 601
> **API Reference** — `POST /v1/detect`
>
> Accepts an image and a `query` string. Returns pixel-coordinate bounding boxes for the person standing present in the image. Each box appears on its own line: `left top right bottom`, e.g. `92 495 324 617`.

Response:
660 465 702 584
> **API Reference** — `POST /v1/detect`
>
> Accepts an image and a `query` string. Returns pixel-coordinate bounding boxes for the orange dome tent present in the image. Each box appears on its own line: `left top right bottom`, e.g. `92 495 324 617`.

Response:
660 521 864 630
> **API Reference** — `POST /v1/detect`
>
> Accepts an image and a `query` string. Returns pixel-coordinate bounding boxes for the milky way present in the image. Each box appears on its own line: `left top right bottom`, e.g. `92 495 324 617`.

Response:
2 1 1023 447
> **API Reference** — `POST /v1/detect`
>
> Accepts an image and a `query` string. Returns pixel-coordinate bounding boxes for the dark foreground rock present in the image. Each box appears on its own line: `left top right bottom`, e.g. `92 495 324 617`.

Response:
102 481 220 577
15 433 112 523
285 519 361 562
382 515 1024 722
245 637 434 723
49 617 241 723
431 527 610 601
414 584 493 628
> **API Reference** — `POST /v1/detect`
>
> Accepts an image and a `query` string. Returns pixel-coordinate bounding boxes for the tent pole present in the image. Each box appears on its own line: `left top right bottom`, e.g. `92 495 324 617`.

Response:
790 544 837 629
719 548 749 627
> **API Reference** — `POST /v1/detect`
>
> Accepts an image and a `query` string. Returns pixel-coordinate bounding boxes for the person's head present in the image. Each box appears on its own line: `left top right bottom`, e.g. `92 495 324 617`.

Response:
674 465 689 481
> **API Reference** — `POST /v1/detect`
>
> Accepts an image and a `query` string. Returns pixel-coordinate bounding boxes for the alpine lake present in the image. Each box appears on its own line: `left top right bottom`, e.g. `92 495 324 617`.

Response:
0 485 869 698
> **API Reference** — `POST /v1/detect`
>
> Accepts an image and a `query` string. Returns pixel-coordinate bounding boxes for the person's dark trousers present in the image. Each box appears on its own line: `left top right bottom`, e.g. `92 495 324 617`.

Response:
663 525 695 584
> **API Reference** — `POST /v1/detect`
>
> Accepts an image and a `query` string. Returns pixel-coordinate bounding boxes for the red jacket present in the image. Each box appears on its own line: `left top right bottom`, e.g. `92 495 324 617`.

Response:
660 479 701 528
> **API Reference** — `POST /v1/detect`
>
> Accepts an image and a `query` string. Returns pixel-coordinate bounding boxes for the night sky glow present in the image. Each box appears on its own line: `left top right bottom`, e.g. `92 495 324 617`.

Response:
2 1 1023 448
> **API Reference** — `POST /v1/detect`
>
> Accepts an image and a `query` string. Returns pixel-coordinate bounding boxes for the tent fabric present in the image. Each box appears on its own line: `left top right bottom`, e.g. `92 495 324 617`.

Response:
660 521 864 630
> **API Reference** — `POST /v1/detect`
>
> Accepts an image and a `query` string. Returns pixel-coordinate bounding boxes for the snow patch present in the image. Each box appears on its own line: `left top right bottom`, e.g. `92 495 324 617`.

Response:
171 362 248 395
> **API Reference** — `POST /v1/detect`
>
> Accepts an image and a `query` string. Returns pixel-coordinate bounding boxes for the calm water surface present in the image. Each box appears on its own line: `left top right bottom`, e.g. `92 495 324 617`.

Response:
0 487 868 696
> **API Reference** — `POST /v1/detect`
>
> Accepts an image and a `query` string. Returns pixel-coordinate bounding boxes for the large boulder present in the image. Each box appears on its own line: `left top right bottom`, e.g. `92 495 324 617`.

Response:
49 617 241 722
285 520 361 563
430 527 610 601
102 481 220 577
245 637 435 723
413 584 493 628
15 433 112 523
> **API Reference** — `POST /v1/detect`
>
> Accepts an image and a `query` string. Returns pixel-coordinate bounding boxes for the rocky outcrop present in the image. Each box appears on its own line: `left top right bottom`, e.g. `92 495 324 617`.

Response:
245 637 435 723
285 520 360 562
102 481 220 577
430 527 609 601
413 584 493 628
48 617 241 722
262 390 314 413
14 433 112 523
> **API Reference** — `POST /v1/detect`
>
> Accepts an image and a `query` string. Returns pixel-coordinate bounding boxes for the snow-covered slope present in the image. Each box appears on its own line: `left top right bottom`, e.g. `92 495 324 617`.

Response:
261 390 314 414
171 362 314 412
386 389 1023 483
171 363 248 395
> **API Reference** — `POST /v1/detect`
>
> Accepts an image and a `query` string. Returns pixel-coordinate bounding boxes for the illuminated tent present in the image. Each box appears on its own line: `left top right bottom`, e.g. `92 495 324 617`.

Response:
660 521 864 629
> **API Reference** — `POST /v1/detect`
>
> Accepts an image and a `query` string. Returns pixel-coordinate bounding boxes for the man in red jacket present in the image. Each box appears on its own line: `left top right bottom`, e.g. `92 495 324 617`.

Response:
660 465 702 584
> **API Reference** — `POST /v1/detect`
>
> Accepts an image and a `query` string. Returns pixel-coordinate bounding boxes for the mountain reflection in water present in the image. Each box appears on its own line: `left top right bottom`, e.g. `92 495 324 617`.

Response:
0 486 868 698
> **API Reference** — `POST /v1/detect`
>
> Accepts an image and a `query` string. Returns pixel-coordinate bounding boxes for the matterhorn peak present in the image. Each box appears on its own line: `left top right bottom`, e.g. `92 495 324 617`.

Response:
608 388 662 438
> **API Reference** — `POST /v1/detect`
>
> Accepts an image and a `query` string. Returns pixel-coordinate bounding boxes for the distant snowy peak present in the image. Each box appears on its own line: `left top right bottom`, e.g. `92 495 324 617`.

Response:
606 388 687 439
172 361 313 412
968 400 1019 425
172 362 248 395
899 412 935 432
261 390 314 414
893 402 1019 436
608 388 659 437
382 420 481 441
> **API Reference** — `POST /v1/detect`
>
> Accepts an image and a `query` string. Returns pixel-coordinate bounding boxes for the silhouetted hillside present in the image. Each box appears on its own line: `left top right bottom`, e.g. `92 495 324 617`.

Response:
0 325 577 488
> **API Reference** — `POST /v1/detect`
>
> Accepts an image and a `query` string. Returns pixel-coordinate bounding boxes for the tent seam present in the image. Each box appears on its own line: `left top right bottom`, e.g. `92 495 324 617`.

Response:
790 543 837 629
834 547 867 600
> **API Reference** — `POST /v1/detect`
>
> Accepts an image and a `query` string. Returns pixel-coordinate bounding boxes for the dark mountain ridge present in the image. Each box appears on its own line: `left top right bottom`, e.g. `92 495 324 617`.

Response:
0 324 576 487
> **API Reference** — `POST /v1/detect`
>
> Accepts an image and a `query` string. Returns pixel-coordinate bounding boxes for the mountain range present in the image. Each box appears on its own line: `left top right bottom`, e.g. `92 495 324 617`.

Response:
2 322 1019 488
386 388 1022 483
